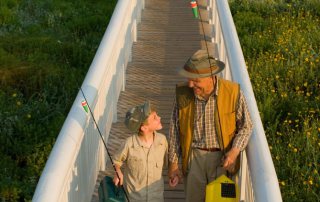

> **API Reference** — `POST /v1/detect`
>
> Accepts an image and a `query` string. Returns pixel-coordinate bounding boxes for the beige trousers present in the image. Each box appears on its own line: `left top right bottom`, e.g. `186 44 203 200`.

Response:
184 148 226 202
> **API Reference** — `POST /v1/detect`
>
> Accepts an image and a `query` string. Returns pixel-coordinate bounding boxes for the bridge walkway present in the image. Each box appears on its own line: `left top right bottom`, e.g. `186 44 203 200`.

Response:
91 0 216 201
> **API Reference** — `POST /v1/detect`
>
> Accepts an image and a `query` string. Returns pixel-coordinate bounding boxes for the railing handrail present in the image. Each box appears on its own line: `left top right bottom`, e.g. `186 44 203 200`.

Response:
32 0 143 201
214 0 282 201
82 0 132 93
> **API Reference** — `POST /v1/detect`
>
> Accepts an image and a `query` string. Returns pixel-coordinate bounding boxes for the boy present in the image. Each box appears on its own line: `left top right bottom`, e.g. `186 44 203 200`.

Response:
113 101 168 202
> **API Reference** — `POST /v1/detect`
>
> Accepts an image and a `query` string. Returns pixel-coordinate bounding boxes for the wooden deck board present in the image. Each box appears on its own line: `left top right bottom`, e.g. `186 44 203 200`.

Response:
91 0 216 201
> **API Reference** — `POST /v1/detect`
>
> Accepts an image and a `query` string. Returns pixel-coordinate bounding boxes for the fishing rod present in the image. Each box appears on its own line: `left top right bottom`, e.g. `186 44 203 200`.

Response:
80 87 130 202
191 1 239 201
197 1 228 171
192 0 227 162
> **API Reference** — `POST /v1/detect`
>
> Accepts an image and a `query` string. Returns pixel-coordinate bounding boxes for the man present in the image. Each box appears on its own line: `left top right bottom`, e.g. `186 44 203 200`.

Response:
168 50 253 201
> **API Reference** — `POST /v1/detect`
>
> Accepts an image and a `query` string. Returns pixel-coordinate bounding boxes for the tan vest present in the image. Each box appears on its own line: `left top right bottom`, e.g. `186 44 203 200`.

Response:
176 78 240 174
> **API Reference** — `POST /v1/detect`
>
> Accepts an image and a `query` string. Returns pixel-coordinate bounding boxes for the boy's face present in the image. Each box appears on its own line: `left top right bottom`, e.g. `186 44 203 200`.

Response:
143 111 162 132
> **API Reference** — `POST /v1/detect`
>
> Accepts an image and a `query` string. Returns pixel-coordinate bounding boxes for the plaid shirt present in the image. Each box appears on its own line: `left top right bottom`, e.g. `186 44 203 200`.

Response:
168 81 253 163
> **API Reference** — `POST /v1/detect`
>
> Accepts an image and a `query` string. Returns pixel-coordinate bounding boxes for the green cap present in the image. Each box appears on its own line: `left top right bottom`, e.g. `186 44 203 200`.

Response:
125 101 151 132
179 49 225 78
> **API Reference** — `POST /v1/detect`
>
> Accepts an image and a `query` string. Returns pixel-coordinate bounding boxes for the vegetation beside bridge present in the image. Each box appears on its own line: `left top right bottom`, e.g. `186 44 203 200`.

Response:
231 0 320 201
0 0 117 201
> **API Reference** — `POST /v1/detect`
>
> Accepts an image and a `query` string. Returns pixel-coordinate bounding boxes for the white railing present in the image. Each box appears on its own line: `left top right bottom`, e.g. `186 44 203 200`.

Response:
32 0 144 201
209 0 283 201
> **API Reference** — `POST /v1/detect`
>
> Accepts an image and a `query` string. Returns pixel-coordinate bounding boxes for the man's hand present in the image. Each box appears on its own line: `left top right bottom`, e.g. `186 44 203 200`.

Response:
113 165 123 186
222 147 240 172
168 162 182 188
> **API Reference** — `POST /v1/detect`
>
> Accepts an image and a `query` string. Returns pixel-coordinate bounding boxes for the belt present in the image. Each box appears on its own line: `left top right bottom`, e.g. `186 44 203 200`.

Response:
195 147 221 152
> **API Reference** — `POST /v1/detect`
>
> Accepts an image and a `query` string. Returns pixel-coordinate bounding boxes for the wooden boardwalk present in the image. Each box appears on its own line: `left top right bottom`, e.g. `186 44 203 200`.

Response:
91 0 217 201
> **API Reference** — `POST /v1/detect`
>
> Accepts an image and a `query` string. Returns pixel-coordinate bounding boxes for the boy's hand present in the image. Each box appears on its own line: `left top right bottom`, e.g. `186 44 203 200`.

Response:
113 170 123 186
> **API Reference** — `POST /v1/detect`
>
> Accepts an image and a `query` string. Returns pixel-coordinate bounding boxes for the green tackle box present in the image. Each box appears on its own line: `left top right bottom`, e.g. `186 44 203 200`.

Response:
98 176 126 202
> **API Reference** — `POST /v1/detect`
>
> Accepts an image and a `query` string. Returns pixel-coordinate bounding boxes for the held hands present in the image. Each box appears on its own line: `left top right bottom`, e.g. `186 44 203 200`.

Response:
222 147 240 172
169 174 180 188
168 163 182 188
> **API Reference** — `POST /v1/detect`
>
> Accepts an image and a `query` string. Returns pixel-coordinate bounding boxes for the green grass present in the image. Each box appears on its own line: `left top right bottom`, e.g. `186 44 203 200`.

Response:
230 0 320 201
0 0 117 201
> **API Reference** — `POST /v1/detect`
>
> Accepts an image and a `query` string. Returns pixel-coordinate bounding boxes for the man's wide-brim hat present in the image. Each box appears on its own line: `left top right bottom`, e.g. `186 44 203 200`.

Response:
179 49 225 78
125 101 152 132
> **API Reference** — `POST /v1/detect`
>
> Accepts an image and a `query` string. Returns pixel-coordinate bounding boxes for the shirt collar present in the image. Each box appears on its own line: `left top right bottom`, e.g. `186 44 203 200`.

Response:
132 132 162 148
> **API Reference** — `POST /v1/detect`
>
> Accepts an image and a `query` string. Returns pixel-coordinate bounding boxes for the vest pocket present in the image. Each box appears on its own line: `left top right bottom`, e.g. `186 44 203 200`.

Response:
222 111 236 137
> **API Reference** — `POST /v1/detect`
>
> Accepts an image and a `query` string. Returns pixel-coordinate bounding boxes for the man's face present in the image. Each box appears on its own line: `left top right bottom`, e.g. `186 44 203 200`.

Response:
144 111 162 132
187 77 213 97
